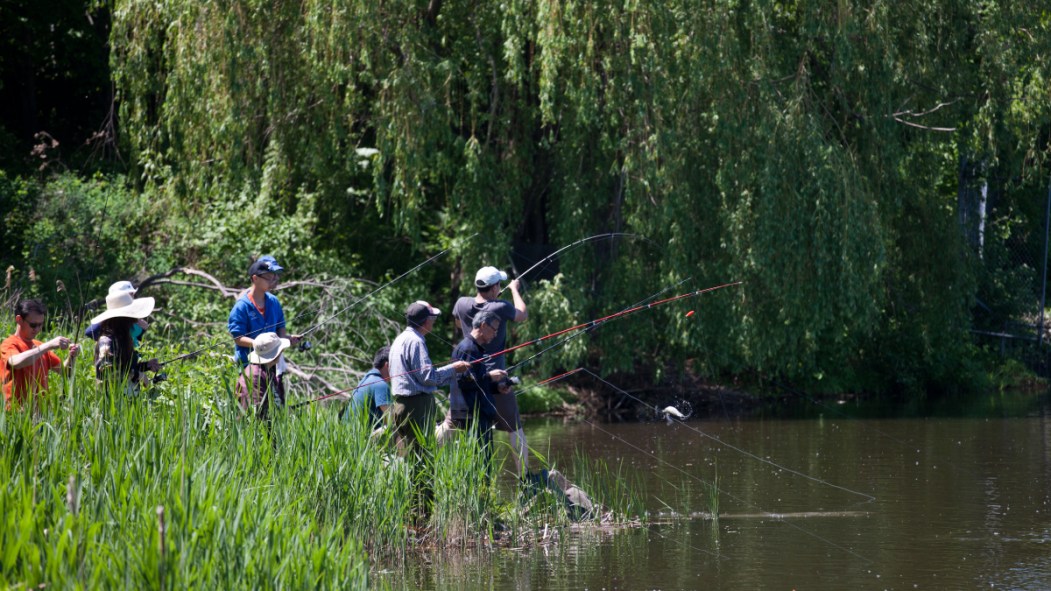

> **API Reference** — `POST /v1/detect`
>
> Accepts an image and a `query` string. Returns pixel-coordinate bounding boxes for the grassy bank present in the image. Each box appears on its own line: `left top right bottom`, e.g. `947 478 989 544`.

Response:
0 318 642 588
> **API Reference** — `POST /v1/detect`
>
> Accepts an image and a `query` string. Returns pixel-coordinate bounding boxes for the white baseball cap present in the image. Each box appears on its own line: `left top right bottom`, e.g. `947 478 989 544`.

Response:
474 266 508 289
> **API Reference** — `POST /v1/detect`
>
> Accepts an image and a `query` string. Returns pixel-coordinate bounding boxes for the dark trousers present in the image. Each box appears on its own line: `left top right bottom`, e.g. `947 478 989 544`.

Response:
391 393 437 516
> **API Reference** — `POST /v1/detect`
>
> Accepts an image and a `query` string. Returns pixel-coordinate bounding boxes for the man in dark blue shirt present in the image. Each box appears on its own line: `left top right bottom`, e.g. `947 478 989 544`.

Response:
438 310 507 456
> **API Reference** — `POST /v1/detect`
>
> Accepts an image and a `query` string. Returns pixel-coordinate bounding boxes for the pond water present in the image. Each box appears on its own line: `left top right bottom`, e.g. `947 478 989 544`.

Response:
384 392 1051 590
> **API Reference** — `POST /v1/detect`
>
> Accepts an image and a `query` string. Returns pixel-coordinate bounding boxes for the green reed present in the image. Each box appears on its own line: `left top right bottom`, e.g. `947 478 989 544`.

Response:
0 315 647 587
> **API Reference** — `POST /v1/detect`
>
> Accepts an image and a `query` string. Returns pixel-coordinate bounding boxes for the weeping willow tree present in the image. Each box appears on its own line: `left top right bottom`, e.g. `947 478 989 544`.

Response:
109 0 1051 393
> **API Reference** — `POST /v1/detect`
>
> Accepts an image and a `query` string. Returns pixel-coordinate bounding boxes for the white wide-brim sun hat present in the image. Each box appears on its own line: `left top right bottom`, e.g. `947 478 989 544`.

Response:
248 332 291 365
89 291 156 325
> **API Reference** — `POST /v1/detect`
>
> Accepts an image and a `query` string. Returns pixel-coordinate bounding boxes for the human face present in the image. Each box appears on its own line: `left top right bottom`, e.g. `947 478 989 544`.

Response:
253 272 279 291
477 320 500 344
419 315 437 334
15 313 45 340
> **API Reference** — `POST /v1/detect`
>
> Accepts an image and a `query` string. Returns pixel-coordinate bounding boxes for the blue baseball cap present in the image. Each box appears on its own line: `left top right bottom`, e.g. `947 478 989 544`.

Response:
249 256 285 276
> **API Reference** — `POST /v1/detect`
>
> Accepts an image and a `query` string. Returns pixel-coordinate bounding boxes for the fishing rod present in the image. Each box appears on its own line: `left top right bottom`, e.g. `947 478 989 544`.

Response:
158 246 456 366
505 277 693 375
483 281 743 367
290 280 742 409
502 232 651 293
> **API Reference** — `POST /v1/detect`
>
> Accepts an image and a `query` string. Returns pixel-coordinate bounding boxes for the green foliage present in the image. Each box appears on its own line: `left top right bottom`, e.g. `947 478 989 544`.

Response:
0 318 643 587
7 0 1051 395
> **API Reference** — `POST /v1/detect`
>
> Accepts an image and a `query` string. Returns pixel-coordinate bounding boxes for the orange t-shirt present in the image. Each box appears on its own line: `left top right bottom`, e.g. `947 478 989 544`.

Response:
1 334 62 407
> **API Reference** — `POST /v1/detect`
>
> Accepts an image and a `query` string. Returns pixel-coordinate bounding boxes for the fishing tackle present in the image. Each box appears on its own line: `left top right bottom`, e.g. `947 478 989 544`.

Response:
291 280 741 409
505 278 693 375
488 280 743 370
503 232 651 293
297 340 313 352
158 246 457 366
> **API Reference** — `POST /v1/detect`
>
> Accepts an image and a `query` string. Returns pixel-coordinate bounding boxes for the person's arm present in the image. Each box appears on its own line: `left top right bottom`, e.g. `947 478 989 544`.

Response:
508 279 528 322
372 373 392 414
414 338 469 386
55 343 80 377
7 336 70 369
275 327 302 346
229 300 253 347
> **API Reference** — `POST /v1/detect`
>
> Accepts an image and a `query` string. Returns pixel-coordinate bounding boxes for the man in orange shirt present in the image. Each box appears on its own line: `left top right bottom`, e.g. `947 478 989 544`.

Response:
1 299 80 408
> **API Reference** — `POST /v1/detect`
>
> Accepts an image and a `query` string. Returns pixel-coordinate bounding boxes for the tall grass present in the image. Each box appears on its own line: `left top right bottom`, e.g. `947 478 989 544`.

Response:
0 315 648 587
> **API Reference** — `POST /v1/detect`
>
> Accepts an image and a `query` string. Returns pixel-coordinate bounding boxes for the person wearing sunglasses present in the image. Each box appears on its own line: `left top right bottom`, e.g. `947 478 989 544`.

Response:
1 299 80 409
228 255 302 370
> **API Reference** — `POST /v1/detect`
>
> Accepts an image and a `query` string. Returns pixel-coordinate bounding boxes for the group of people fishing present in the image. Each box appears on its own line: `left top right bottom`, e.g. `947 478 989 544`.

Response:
1 255 534 477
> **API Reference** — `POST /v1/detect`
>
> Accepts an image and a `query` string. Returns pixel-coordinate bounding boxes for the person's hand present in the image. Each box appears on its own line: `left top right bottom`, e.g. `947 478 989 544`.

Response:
509 279 521 293
146 358 161 372
289 334 302 346
453 360 471 373
46 336 71 351
488 369 507 382
68 343 80 360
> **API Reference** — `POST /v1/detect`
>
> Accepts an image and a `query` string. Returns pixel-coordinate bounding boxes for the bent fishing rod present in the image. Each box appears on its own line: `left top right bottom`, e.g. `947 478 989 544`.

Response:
158 246 456 367
504 277 693 375
290 280 742 408
502 232 652 293
483 280 743 366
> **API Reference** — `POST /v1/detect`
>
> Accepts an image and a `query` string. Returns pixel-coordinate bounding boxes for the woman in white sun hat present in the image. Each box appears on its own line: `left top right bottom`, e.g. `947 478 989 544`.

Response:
235 332 289 420
85 281 150 347
90 289 160 394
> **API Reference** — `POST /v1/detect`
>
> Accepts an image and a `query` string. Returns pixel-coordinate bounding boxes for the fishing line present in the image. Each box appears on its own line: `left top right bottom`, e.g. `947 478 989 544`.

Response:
158 246 456 366
291 280 742 408
575 414 873 563
508 365 858 562
504 277 693 372
579 368 876 503
502 233 656 293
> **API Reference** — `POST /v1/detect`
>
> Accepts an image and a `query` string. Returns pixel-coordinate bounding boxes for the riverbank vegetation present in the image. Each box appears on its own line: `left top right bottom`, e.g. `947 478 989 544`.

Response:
3 3 1050 402
0 315 644 588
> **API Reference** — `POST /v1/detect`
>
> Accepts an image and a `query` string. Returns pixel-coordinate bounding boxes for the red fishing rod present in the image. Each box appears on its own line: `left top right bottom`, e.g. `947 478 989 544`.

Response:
483 281 743 364
290 280 741 408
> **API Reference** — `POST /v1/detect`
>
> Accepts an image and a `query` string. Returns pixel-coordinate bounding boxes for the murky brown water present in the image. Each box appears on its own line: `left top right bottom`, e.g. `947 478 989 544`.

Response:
385 396 1051 590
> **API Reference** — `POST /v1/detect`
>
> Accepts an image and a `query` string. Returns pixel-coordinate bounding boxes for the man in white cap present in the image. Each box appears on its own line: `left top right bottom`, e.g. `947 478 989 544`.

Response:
450 266 529 475
236 332 290 420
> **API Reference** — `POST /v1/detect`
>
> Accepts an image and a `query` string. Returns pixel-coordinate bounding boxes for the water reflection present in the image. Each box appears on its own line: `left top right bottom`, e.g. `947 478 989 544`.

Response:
381 393 1051 590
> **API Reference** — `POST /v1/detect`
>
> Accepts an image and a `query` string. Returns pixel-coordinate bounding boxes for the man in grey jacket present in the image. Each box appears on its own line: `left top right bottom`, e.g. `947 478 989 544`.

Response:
389 300 469 449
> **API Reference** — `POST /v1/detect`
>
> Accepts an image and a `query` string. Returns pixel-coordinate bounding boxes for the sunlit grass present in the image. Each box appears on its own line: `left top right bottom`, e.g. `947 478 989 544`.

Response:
0 314 651 587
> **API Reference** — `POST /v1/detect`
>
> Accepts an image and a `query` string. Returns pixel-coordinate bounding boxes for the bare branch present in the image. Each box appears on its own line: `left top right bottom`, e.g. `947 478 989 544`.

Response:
892 116 956 133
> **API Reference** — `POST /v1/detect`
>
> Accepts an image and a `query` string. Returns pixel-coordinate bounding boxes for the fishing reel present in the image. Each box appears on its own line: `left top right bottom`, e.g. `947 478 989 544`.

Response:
297 340 313 353
500 376 521 388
